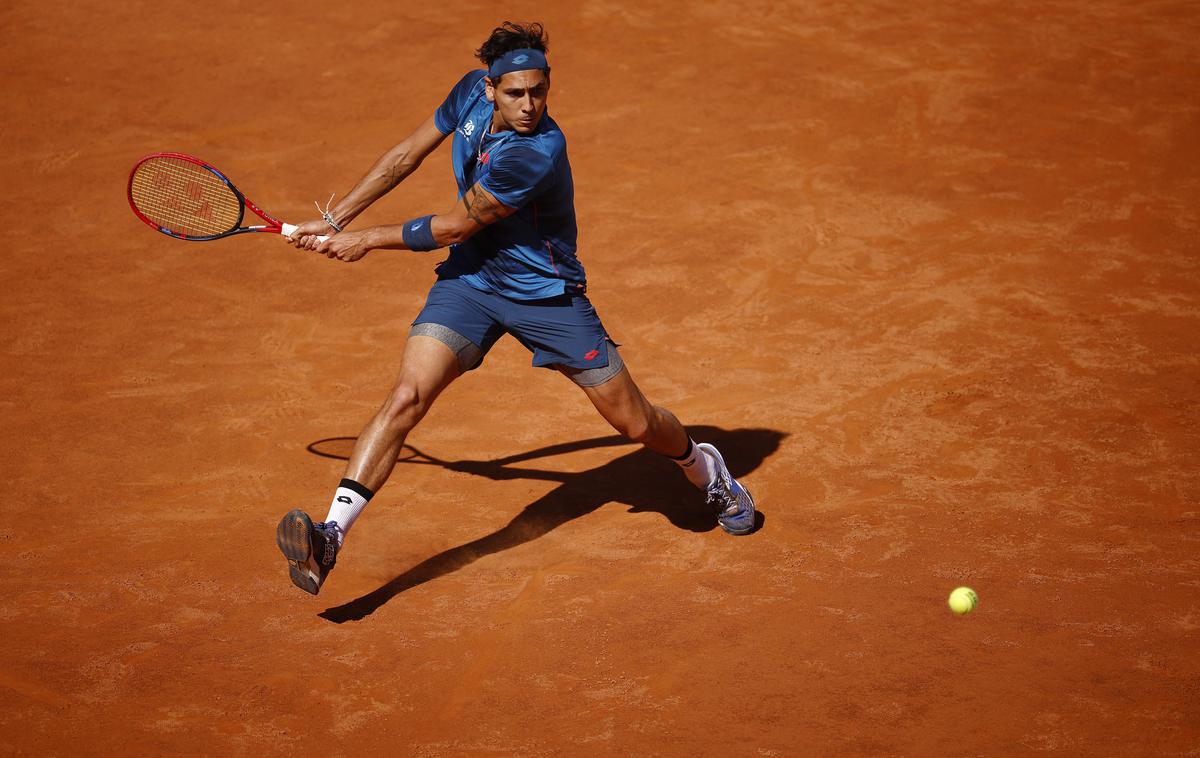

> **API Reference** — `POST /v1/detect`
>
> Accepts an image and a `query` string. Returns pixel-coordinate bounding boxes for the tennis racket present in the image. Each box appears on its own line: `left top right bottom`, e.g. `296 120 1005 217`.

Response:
127 152 327 242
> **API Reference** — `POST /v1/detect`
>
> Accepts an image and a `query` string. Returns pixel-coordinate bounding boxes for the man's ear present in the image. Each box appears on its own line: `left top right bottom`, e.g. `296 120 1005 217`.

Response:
484 76 496 103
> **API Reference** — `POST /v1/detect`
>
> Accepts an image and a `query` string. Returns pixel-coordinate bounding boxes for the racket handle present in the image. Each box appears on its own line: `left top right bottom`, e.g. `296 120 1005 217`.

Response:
281 222 329 243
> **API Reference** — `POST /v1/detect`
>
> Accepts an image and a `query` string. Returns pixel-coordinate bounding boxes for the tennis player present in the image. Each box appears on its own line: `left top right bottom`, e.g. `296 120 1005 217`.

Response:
276 22 755 595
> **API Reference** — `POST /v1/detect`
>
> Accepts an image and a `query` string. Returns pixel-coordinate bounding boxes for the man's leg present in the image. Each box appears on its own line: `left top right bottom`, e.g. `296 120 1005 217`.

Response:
277 335 463 594
570 359 757 535
341 334 464 493
572 363 689 458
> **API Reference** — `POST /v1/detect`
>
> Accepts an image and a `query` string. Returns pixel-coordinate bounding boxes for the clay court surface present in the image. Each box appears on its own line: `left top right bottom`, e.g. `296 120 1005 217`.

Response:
3 0 1199 754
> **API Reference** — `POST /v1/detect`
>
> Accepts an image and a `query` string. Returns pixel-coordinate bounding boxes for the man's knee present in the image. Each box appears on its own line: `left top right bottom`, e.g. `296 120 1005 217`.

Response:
614 406 654 445
379 382 425 427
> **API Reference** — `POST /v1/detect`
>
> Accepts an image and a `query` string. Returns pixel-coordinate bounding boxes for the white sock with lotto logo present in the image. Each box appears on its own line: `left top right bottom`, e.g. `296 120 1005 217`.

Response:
323 478 374 546
670 439 717 489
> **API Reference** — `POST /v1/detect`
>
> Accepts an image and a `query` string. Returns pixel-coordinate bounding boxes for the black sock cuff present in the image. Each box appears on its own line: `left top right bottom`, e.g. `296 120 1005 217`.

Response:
666 438 694 461
339 478 375 501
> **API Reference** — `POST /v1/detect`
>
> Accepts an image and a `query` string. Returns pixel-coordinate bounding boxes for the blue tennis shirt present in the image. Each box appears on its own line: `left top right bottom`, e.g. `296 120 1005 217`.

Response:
432 70 585 300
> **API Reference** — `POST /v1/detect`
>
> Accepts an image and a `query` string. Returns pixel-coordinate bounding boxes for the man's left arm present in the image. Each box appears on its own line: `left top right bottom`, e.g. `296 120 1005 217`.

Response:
310 182 516 262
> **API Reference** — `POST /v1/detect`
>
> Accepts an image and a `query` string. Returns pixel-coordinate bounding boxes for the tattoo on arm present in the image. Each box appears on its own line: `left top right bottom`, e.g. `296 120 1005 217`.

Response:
461 186 507 226
384 164 404 189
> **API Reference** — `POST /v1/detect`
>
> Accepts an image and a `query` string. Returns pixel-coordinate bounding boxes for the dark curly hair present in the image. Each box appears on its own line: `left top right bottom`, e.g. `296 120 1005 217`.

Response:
475 21 549 67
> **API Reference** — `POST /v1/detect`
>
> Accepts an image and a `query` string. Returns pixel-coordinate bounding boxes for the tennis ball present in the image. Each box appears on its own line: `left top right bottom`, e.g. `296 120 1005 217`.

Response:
948 586 978 615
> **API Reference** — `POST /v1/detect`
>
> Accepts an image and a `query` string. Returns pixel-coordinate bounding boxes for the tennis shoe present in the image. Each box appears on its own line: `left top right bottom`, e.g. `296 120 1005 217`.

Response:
276 509 339 595
697 442 757 535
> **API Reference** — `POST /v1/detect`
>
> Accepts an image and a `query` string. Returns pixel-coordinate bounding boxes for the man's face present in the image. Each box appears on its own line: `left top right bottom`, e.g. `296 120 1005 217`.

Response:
485 69 549 134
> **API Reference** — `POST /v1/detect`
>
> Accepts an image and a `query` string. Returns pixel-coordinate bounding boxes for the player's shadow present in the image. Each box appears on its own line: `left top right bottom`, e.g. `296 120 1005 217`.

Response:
306 425 784 623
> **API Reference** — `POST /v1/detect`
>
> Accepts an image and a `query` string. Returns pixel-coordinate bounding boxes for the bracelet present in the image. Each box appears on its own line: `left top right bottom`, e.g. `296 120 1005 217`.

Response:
322 211 344 233
401 215 439 251
314 194 344 233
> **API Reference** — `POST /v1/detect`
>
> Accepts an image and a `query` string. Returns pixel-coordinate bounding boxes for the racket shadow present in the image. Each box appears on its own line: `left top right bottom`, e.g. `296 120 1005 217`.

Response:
307 425 784 623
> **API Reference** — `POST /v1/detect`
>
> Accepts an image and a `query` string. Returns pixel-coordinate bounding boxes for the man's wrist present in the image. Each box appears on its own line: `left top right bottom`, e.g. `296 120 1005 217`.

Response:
322 210 346 232
360 227 382 250
401 215 439 251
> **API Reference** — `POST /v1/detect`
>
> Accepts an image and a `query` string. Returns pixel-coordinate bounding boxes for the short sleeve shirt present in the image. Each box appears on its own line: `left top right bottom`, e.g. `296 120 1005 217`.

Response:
432 70 584 300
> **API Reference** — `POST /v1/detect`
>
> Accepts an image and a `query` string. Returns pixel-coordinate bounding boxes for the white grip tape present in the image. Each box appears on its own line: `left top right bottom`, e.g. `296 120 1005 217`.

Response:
280 223 329 243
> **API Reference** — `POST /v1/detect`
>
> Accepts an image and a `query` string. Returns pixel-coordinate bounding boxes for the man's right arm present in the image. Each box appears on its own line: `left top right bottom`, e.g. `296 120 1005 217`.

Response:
288 114 448 247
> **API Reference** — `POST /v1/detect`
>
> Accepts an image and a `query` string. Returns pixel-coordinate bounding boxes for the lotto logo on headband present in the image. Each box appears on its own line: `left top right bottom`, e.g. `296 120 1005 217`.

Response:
488 48 550 79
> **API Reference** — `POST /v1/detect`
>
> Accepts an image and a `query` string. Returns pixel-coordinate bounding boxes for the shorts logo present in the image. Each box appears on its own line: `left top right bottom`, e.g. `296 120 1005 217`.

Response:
513 54 529 64
584 349 600 361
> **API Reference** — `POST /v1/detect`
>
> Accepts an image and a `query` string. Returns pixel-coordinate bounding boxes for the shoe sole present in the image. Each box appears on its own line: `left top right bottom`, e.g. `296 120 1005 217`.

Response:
696 443 757 536
276 509 321 595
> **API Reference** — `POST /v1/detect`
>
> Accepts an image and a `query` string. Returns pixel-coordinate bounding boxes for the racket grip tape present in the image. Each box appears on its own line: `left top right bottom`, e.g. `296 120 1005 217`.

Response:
281 222 329 243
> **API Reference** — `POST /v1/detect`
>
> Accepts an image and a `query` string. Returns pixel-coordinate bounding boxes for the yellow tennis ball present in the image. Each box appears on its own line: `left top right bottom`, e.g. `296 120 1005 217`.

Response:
948 586 978 615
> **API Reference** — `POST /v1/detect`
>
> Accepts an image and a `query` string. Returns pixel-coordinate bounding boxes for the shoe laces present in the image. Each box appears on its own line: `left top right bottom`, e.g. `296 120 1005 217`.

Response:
315 521 340 565
705 477 738 515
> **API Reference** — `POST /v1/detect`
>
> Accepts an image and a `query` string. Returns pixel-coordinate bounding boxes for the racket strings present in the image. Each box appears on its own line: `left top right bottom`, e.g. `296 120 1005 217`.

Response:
130 157 242 237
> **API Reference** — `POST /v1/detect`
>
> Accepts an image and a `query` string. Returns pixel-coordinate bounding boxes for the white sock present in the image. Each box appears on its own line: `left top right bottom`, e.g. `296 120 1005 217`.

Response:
670 439 717 489
323 478 374 546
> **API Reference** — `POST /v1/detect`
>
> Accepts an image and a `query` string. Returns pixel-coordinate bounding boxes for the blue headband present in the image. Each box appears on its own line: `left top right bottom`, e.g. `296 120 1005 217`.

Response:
488 48 550 80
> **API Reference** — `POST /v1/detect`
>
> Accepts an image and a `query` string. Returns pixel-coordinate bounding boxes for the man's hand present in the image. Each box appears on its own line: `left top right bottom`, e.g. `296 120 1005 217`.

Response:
314 230 373 263
286 219 336 250
285 219 372 262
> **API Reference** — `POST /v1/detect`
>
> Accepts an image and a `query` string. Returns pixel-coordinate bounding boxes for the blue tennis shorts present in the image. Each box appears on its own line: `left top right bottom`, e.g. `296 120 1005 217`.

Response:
411 278 624 387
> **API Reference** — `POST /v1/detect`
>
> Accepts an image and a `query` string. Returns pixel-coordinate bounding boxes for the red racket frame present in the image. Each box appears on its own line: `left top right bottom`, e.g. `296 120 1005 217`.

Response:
127 152 287 241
